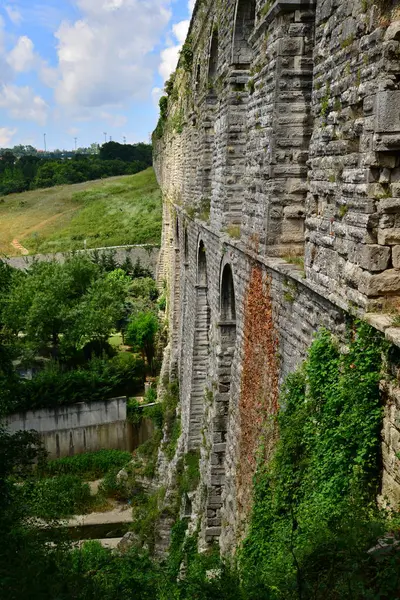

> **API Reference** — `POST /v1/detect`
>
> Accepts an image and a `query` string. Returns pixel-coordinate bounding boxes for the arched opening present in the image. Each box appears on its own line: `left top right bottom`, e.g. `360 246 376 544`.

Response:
198 240 207 286
184 229 189 264
232 0 256 65
208 29 219 86
175 217 180 247
186 241 210 450
205 263 237 542
195 63 201 91
221 264 236 322
170 215 181 377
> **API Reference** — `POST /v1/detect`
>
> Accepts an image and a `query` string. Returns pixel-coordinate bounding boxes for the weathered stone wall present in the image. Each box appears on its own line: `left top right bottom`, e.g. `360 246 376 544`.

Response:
154 0 400 553
6 245 159 275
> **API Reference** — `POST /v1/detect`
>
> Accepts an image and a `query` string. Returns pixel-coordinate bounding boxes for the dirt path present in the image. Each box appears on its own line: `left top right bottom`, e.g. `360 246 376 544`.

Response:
11 239 29 255
19 207 80 240
10 207 80 256
69 504 132 527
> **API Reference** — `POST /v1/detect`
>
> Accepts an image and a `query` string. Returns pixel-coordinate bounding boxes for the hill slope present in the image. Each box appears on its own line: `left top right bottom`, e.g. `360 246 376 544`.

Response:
0 168 162 256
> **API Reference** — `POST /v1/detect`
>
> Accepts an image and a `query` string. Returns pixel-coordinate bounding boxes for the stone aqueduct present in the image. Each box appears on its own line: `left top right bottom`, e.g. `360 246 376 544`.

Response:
154 0 400 551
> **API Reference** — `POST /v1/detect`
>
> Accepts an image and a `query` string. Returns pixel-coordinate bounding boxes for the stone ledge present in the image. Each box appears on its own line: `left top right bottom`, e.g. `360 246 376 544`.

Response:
173 203 400 349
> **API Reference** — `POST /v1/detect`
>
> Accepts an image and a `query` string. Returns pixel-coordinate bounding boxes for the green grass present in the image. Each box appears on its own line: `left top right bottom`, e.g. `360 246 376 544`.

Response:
0 168 162 256
40 449 132 480
109 332 123 349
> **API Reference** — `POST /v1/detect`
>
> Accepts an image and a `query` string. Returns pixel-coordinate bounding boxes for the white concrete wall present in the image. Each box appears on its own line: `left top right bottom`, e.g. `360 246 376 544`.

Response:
5 398 131 459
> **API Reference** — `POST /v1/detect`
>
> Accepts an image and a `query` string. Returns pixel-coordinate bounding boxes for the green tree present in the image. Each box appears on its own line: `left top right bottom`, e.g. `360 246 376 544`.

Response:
66 270 129 350
1 257 127 356
126 311 159 369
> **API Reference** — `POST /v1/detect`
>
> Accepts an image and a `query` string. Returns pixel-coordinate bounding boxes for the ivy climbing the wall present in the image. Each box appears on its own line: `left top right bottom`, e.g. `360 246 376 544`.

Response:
240 321 400 599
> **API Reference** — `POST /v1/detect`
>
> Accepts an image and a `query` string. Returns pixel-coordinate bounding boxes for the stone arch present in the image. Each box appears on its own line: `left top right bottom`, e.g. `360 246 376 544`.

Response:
187 239 210 450
208 29 219 85
232 0 256 65
205 262 237 544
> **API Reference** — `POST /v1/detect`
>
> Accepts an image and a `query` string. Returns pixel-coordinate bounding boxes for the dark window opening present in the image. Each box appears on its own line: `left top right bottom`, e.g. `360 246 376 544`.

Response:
208 30 219 85
221 264 236 322
232 0 256 65
198 240 207 286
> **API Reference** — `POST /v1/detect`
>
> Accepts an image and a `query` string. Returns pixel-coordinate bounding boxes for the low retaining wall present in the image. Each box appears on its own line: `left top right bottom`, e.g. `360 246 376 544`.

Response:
5 245 160 276
5 398 132 459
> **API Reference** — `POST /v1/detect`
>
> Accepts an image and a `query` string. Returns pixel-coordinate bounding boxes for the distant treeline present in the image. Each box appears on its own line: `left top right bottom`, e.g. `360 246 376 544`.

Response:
0 142 153 197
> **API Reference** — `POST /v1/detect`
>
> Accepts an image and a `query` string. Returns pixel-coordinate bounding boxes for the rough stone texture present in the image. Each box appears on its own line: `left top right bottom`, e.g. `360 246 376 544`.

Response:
153 0 400 552
5 245 160 275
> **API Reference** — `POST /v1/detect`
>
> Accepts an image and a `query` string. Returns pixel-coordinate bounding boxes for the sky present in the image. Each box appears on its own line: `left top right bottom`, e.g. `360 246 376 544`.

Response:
0 0 195 150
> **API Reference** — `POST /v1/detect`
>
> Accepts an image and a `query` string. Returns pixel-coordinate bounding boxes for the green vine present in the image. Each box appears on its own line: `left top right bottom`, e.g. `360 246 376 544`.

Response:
181 35 193 72
239 321 399 599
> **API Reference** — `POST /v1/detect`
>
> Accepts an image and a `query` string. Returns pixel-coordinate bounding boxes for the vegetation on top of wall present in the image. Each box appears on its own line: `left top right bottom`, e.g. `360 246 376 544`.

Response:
180 35 194 72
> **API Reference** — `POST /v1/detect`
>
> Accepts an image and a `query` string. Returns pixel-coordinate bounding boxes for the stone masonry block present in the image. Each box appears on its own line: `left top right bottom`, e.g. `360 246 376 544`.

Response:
379 198 400 213
378 229 400 245
360 269 400 297
375 90 400 134
393 246 400 269
357 244 391 272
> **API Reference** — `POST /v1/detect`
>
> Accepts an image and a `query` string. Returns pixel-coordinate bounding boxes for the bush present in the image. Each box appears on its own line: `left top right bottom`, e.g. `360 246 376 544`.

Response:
41 449 132 480
126 311 159 369
11 354 146 412
24 475 92 519
98 467 131 501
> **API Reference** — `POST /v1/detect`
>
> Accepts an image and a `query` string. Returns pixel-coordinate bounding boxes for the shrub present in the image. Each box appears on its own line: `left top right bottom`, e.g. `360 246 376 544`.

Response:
126 311 159 369
41 449 132 480
24 475 92 519
11 354 146 413
98 467 131 501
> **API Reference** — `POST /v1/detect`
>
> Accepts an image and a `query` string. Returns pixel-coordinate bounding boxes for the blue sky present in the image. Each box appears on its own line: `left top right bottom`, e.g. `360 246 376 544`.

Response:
0 0 194 150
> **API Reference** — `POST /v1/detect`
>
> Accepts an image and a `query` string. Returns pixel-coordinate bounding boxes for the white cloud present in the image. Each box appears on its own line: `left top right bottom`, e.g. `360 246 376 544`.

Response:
157 19 190 83
173 20 190 44
7 36 36 72
5 5 22 26
0 16 13 85
188 0 196 15
53 0 172 110
0 84 49 126
151 86 163 106
0 126 17 146
100 111 128 127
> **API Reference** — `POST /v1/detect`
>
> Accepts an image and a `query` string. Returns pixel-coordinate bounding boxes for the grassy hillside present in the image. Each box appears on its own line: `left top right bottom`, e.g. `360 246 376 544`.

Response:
0 168 162 256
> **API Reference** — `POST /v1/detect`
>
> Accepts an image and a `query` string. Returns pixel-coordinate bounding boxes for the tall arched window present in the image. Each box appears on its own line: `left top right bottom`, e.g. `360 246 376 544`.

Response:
221 264 236 322
187 240 210 450
175 217 180 247
232 0 256 65
195 63 201 91
204 262 237 541
198 240 207 285
184 229 189 263
208 29 219 85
